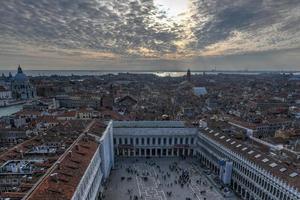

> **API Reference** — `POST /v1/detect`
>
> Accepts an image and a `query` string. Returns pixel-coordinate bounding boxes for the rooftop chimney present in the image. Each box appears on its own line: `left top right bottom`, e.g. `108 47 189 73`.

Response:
57 161 61 170
50 173 58 183
68 150 72 158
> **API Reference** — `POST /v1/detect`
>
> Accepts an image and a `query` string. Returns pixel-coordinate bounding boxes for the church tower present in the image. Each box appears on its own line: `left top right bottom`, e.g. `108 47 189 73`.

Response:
187 69 191 82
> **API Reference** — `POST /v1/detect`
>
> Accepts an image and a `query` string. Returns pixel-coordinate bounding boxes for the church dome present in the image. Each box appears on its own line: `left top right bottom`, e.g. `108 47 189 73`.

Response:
14 65 29 82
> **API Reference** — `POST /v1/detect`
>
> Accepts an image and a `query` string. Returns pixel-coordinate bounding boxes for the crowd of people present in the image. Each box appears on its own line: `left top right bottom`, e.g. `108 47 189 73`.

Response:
102 158 222 200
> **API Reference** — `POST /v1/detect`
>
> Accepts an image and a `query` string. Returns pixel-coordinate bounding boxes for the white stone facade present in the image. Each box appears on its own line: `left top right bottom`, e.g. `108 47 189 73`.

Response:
71 121 114 200
72 120 300 200
196 131 300 200
113 121 197 157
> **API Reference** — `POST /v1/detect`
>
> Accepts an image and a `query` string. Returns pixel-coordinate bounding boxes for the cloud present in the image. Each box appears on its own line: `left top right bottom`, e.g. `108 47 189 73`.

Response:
0 0 300 69
0 0 181 57
188 0 300 55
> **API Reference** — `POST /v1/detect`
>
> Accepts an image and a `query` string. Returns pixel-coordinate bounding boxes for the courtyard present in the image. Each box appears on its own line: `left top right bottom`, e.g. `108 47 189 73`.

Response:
102 157 238 200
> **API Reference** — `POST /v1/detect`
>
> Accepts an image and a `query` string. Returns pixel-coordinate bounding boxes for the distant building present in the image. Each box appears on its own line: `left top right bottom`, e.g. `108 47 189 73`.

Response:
187 69 191 82
11 65 36 100
0 86 12 107
114 95 138 113
193 87 208 96
0 128 27 147
56 95 101 109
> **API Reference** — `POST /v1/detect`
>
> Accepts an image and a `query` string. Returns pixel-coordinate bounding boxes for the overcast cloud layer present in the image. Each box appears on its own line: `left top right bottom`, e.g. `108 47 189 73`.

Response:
0 0 300 70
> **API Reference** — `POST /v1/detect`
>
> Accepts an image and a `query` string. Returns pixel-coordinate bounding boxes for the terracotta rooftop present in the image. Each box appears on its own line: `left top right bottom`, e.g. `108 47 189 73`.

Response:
57 111 77 118
88 120 107 137
0 192 27 199
14 110 42 117
26 135 99 200
0 136 41 165
36 115 59 124
0 120 94 199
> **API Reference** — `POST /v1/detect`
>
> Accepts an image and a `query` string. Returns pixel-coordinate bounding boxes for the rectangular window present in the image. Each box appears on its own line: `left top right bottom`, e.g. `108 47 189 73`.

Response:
136 138 139 145
158 138 161 145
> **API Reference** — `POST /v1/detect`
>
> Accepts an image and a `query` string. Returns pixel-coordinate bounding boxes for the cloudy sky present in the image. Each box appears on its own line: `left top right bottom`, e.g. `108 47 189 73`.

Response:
0 0 300 71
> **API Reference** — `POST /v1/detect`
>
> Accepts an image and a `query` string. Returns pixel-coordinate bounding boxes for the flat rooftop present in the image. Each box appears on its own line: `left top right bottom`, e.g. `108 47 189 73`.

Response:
0 160 44 175
113 120 197 136
103 158 236 200
113 121 187 128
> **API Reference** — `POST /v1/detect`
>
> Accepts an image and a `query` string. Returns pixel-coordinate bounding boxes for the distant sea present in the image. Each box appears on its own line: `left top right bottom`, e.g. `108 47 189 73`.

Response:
0 70 299 77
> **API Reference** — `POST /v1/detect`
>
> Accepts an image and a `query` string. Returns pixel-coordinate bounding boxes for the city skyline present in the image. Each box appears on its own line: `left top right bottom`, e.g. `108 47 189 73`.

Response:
0 0 300 70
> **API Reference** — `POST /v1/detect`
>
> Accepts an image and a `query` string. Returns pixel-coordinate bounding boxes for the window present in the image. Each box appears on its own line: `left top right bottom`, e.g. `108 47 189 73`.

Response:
136 138 139 145
158 138 161 145
152 138 155 145
119 138 122 144
142 138 144 145
147 138 150 145
174 138 178 144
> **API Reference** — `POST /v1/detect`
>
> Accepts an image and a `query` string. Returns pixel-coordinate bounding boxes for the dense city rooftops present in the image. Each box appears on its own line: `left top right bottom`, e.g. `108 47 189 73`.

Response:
0 119 96 199
25 134 99 200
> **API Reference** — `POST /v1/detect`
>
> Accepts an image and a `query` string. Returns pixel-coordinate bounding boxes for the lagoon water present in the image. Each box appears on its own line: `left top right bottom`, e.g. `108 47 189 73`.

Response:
0 104 23 117
1 70 295 77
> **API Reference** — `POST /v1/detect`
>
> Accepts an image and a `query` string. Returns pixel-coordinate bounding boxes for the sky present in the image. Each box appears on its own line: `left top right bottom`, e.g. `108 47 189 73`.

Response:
0 0 300 71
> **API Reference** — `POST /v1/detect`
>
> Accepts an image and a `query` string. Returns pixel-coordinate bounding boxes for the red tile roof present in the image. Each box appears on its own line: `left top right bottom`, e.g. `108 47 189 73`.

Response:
26 135 99 200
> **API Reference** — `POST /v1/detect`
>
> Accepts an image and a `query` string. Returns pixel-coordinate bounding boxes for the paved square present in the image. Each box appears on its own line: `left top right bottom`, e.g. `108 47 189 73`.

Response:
102 157 231 200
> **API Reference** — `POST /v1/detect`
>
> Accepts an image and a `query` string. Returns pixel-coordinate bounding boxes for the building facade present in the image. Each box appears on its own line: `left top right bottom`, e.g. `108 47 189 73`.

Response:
112 120 300 200
11 66 36 100
113 121 197 157
196 126 300 200
0 88 12 107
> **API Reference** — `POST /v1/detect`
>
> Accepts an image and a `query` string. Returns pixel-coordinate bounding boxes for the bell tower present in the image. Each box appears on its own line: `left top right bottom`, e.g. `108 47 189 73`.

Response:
187 69 191 82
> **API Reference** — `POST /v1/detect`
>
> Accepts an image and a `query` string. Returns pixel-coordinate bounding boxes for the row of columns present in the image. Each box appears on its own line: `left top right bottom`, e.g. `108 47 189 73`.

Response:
115 136 194 147
116 147 193 157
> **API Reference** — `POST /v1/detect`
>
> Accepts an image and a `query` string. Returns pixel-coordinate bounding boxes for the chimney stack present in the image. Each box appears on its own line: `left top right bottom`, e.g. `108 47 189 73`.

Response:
50 173 58 183
20 150 24 159
57 161 61 170
68 150 72 158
